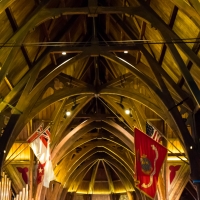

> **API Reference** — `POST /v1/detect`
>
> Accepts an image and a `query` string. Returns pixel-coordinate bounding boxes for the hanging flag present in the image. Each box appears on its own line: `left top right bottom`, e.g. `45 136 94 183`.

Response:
146 122 162 143
27 125 54 188
43 128 55 188
37 162 45 184
135 128 167 199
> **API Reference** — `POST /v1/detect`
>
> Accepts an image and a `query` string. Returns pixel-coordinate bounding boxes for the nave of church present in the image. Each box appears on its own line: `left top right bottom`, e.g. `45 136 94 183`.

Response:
0 0 200 199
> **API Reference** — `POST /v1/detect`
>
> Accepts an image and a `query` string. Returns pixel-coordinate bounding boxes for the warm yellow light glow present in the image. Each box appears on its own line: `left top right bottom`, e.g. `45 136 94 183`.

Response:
66 111 71 116
124 50 128 54
125 109 130 115
62 52 67 55
167 156 187 161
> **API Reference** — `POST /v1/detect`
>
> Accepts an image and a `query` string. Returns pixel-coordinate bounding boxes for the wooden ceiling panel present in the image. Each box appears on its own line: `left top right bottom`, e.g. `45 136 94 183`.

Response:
1 0 199 198
62 57 89 77
150 0 174 25
113 180 126 193
0 79 12 97
188 50 200 90
190 65 200 90
144 23 164 62
7 50 29 85
93 181 110 194
77 181 90 193
24 25 46 63
172 10 199 49
161 48 181 83
0 11 14 43
6 143 30 161
9 0 36 27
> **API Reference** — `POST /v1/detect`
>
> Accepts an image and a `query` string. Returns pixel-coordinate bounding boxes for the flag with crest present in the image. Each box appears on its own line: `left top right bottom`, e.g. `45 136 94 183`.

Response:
135 128 167 199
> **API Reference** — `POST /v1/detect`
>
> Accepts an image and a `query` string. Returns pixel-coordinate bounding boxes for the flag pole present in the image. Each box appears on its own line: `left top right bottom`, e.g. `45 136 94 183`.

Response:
148 121 188 160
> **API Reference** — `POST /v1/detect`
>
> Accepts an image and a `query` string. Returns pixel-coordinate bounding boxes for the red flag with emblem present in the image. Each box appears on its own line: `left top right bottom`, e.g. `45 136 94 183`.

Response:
134 128 167 199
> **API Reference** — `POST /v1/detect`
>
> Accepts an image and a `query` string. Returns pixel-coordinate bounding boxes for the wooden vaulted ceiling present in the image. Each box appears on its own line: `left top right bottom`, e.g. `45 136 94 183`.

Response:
0 0 200 198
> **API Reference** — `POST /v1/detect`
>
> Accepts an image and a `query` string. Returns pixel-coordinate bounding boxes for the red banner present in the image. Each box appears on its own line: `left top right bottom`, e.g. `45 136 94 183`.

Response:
135 128 167 199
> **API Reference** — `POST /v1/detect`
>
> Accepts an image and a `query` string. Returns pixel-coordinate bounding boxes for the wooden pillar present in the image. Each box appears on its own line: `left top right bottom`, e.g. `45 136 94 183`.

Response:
28 120 33 200
192 108 200 200
111 194 120 200
60 188 68 200
0 114 20 175
84 194 91 200
127 191 134 200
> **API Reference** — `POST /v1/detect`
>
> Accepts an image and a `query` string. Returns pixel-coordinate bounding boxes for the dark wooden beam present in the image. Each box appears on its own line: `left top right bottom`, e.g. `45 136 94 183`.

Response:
178 32 200 87
158 6 178 65
0 0 16 14
185 181 198 200
52 45 139 53
5 7 33 69
170 0 200 30
74 114 117 118
135 0 150 64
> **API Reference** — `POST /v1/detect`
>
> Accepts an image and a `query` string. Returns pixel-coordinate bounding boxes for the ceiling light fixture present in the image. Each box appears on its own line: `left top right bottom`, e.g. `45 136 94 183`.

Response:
125 109 130 115
124 50 128 54
66 110 71 116
62 52 67 55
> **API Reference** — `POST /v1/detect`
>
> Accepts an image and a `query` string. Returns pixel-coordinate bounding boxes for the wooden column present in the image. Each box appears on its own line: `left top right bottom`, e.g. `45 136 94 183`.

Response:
127 191 134 200
193 108 200 200
60 188 68 200
0 114 20 176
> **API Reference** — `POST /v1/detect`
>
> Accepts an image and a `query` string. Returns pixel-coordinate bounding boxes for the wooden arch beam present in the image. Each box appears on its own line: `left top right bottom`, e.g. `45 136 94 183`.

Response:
65 132 132 156
57 148 99 184
102 161 115 193
65 149 135 191
104 159 134 191
52 120 134 165
100 88 180 135
109 14 194 111
2 89 94 167
131 2 200 106
64 156 99 189
100 53 189 141
63 142 134 176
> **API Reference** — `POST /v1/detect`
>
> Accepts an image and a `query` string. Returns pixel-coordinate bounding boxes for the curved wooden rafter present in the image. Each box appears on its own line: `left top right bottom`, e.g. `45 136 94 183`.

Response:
4 88 95 154
109 14 195 111
64 157 99 189
104 159 134 191
1 1 200 198
65 150 135 193
131 2 200 106
104 95 146 131
100 88 179 134
52 120 134 165
51 95 93 148
60 132 132 159
100 53 193 145
101 95 137 130
57 148 99 184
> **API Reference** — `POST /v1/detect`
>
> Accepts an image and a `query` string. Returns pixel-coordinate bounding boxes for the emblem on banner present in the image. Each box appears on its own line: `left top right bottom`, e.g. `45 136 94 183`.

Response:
140 154 153 174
